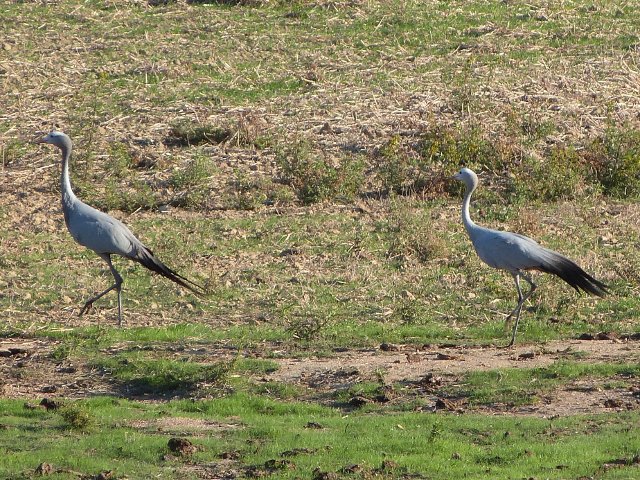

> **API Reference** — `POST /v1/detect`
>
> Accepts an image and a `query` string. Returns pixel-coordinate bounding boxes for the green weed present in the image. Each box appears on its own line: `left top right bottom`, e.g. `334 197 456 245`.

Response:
169 152 215 208
457 361 640 406
1 139 27 166
514 147 590 202
276 138 364 204
59 403 94 430
166 120 231 147
587 127 640 198
106 142 134 178
92 354 232 395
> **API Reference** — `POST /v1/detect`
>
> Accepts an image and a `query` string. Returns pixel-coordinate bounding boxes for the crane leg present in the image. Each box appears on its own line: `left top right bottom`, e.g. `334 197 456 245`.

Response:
505 272 537 347
79 255 124 326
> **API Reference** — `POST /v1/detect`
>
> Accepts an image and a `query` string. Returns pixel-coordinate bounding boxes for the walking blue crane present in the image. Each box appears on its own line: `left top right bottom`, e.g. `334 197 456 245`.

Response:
38 131 204 325
453 167 608 346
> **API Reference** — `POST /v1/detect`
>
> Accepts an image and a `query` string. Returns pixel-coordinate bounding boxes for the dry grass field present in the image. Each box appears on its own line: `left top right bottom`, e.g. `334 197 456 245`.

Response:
1 0 640 478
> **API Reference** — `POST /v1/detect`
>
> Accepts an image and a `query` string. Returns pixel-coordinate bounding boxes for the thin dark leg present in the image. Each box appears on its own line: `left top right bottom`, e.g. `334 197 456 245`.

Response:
79 254 124 326
506 272 537 347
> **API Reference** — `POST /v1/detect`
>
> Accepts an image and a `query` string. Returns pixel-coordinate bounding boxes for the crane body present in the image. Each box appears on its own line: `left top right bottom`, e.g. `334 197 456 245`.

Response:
38 131 203 325
453 167 607 346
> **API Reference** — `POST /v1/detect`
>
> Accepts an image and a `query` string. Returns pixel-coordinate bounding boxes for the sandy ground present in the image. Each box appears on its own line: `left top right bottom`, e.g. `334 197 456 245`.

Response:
2 336 638 417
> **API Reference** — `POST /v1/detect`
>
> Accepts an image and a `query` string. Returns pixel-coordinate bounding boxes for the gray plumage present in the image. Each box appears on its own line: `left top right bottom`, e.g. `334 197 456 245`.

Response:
38 131 204 325
453 167 607 346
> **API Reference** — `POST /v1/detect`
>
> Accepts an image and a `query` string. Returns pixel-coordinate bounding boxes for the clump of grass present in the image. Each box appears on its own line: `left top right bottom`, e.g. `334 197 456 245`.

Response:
456 361 640 407
49 344 73 362
102 178 157 212
170 153 215 208
371 127 514 200
375 135 419 195
513 147 589 201
285 312 330 341
227 113 273 149
106 142 135 178
276 138 364 204
59 404 94 431
585 127 640 198
166 120 231 147
251 381 303 399
93 354 232 395
519 114 556 142
1 139 27 166
420 126 507 177
227 170 268 210
170 153 214 189
384 203 447 268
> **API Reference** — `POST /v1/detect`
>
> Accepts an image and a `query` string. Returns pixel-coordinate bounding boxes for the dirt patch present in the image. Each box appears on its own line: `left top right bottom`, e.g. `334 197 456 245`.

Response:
270 339 639 382
1 337 639 417
129 416 243 434
267 339 640 416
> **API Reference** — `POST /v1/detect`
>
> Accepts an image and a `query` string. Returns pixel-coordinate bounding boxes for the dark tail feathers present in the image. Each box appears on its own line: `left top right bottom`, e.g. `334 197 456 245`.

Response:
539 250 608 297
134 248 205 296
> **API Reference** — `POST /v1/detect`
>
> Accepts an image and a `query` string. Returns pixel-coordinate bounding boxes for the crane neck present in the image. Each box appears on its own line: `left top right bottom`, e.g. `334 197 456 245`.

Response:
59 143 77 211
461 181 477 235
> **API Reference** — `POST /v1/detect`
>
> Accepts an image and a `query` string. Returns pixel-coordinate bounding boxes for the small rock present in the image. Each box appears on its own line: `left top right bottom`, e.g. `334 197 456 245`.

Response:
35 462 53 475
436 352 458 360
348 396 369 408
380 343 399 352
604 398 623 408
578 333 595 340
167 437 197 456
304 421 323 429
312 468 339 480
518 352 536 360
39 398 61 410
94 471 114 480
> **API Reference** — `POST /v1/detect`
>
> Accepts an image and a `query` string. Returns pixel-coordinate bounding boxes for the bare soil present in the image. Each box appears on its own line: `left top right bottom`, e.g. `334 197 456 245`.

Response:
2 337 638 417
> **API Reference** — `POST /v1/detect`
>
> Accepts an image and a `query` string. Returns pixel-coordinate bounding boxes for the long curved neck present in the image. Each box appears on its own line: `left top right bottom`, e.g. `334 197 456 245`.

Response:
60 142 77 215
461 181 477 235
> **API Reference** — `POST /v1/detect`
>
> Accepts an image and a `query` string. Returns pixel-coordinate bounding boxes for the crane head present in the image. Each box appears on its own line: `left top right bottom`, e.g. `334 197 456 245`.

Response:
452 167 478 188
37 130 72 150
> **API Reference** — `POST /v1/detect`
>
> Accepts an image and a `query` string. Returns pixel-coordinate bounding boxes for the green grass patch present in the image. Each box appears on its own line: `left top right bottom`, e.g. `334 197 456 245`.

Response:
456 361 640 406
1 396 640 479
